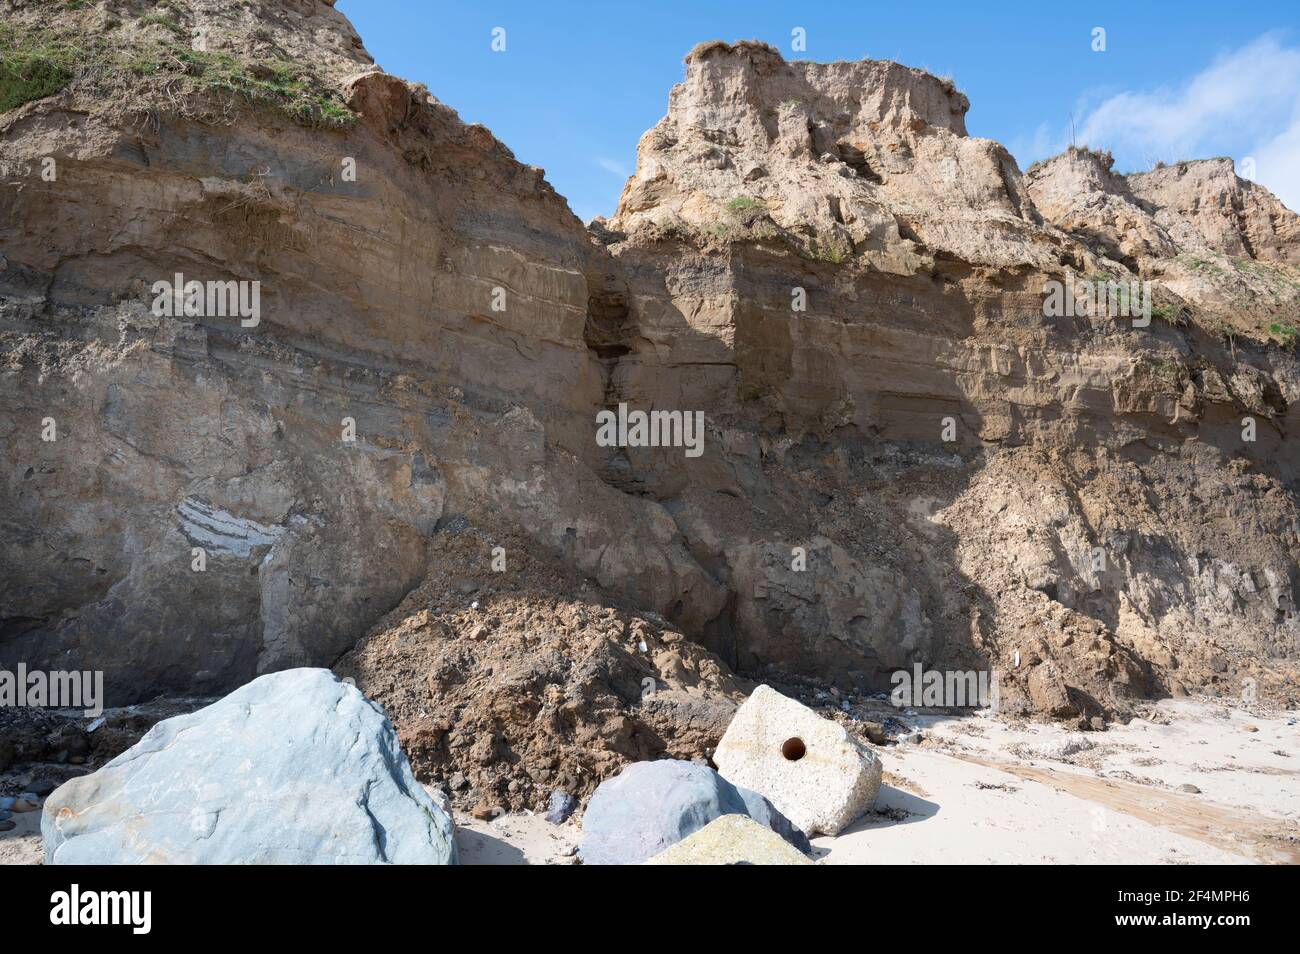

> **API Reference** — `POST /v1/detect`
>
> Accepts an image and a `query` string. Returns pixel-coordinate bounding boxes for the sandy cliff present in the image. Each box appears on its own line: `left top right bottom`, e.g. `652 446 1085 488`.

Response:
2 4 1297 810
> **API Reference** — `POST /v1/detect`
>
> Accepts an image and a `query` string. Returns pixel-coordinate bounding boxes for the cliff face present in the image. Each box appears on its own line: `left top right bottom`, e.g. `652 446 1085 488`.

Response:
2 0 1298 785
1024 149 1300 333
596 42 1299 718
1 0 707 699
611 40 1052 272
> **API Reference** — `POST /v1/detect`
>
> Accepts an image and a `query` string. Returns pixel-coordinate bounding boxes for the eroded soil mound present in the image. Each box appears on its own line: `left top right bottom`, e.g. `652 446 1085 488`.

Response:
334 523 749 813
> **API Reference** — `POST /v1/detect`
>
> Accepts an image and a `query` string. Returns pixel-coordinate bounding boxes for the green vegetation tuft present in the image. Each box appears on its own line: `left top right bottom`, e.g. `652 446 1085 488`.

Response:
726 196 763 214
1150 302 1180 324
0 47 72 112
1180 254 1225 275
1268 321 1298 350
0 19 354 128
804 239 846 264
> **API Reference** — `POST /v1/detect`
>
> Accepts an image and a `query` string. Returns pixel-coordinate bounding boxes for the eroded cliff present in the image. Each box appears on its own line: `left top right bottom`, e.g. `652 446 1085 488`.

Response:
2 4 1298 809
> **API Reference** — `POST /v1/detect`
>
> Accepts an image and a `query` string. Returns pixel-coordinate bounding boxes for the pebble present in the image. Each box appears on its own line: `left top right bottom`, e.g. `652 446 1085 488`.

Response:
1242 725 1259 733
0 820 14 832
1178 783 1201 794
545 790 577 825
0 796 13 812
0 810 10 822
11 794 40 813
26 779 56 797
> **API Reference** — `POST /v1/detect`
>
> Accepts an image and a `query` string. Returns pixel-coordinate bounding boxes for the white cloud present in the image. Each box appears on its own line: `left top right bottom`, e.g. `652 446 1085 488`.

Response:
1250 114 1300 212
595 157 631 178
1073 34 1300 210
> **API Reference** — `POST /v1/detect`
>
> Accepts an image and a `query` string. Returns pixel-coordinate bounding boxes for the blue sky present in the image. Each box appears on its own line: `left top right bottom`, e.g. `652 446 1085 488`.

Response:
338 1 1300 220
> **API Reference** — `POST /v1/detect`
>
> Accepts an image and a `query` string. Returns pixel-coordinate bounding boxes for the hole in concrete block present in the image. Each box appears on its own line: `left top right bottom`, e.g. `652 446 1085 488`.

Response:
781 737 806 761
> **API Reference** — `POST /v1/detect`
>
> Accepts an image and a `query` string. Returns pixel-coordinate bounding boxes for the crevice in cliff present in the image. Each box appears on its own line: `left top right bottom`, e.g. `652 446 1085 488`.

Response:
583 266 646 492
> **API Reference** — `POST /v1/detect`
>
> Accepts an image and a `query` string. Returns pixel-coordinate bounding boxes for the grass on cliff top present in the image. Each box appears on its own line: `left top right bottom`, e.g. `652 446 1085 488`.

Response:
0 19 354 128
0 26 74 112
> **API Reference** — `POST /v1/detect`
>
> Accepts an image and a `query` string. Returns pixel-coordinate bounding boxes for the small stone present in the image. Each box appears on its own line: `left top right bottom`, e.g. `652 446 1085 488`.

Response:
0 820 14 832
0 810 11 822
469 800 500 821
1178 784 1201 794
0 796 14 812
1242 725 1259 733
26 779 57 797
544 790 577 825
559 844 577 857
860 721 888 745
12 794 40 813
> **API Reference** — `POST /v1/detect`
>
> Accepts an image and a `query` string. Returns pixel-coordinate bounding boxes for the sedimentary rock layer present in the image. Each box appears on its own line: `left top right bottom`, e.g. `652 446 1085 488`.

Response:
2 5 1297 750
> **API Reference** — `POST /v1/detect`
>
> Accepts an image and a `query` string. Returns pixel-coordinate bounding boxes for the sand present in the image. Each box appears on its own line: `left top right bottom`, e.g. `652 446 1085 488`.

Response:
455 812 581 865
815 697 1298 864
0 806 43 866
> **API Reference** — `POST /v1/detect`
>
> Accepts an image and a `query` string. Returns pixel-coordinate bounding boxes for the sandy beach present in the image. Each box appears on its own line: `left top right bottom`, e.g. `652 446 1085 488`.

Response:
447 697 1299 865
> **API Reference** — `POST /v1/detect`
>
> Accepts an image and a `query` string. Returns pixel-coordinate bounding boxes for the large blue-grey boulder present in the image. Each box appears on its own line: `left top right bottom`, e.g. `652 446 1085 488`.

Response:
579 759 810 865
42 669 457 864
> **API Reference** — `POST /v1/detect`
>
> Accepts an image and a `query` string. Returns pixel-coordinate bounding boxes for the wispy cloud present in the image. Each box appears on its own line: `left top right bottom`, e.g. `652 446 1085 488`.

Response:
1014 34 1300 211
1253 115 1300 213
594 157 632 178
